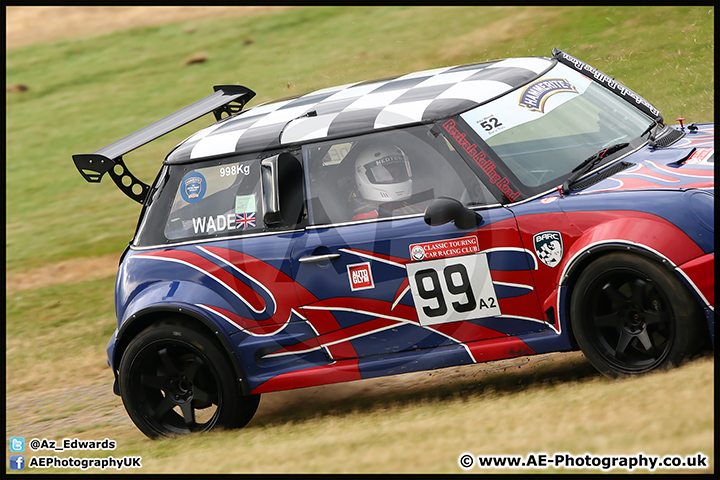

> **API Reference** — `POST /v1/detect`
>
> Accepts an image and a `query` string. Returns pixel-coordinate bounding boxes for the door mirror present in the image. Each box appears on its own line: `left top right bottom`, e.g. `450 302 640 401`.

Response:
424 197 482 229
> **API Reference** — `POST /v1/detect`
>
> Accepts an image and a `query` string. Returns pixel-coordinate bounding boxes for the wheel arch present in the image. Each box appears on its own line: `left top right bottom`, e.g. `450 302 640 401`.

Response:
113 305 252 396
553 210 710 337
557 240 687 348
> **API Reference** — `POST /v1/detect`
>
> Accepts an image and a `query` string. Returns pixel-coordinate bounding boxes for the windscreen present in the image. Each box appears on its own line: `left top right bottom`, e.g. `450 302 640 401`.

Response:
461 63 652 193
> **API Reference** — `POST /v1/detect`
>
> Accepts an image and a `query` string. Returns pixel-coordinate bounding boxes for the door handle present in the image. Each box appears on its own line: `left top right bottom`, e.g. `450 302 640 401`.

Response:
298 253 341 264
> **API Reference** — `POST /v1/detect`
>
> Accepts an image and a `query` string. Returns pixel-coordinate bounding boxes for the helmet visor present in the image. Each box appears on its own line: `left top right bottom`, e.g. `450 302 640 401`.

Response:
363 155 411 184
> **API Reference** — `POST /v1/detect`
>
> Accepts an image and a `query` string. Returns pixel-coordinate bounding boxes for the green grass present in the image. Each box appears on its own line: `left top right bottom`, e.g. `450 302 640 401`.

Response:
5 6 715 475
6 277 117 391
5 6 714 273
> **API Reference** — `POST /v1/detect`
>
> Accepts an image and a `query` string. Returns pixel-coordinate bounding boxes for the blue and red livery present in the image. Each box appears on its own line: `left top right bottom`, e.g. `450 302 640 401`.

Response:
74 48 713 438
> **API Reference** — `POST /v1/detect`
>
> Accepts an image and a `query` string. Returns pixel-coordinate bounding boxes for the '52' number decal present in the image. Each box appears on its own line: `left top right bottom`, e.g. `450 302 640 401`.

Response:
406 254 500 326
479 116 503 132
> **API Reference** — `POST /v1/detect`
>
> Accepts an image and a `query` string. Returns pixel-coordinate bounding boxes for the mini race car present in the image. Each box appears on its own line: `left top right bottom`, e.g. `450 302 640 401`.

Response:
73 48 714 438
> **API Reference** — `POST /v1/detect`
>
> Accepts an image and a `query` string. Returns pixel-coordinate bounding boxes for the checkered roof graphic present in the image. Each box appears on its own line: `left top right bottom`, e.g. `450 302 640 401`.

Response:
167 57 553 163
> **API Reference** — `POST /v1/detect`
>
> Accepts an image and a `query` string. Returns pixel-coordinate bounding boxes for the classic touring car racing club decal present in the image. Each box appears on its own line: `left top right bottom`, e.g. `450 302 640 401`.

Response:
406 236 499 326
409 236 479 261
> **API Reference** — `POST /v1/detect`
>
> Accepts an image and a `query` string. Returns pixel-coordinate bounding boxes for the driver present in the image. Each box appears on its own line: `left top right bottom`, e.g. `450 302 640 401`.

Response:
349 142 423 220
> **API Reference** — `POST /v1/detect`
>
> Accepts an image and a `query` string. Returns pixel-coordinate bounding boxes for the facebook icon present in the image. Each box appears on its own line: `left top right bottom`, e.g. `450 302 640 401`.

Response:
10 455 25 470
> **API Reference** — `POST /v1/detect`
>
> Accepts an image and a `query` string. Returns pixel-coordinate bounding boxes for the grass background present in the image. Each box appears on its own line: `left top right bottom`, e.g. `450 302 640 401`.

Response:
6 6 714 474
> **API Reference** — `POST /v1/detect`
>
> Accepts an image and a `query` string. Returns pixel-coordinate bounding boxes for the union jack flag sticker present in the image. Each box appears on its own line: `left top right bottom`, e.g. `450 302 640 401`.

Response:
236 212 256 229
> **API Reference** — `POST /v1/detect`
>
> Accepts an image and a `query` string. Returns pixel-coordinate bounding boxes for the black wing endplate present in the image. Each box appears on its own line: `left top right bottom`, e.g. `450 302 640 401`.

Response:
72 85 255 204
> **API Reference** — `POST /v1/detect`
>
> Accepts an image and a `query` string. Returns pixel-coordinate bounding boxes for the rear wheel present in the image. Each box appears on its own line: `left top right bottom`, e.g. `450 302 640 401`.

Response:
570 253 702 377
119 319 259 438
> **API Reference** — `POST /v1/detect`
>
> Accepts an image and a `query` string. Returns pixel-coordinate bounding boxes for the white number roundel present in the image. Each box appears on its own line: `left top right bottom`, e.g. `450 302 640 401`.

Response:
406 253 500 326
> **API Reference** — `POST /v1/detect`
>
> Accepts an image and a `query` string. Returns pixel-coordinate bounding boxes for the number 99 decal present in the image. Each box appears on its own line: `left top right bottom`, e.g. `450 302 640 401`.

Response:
406 254 500 326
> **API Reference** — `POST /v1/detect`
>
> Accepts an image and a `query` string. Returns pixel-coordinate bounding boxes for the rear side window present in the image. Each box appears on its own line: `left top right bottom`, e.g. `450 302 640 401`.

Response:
164 158 263 240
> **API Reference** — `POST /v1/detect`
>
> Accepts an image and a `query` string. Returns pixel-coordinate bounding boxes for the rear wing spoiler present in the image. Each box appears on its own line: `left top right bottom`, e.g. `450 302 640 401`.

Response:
552 48 663 124
72 85 255 203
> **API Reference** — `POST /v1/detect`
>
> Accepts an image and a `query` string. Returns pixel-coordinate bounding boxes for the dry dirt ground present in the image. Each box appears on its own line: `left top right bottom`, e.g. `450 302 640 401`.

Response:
6 6 598 438
6 351 593 440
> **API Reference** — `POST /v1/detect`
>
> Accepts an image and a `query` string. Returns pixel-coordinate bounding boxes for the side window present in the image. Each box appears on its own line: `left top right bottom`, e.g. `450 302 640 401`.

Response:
164 157 263 240
304 125 494 225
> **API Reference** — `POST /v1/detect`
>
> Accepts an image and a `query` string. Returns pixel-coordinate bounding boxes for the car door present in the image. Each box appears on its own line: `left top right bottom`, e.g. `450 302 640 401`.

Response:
291 124 547 366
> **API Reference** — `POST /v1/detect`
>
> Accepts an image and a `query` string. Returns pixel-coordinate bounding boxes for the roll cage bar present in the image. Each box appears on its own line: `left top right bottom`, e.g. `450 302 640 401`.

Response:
72 85 255 204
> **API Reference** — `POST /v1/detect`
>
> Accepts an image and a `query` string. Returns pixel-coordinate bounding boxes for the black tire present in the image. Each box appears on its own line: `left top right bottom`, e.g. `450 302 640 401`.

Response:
118 319 260 438
570 253 702 377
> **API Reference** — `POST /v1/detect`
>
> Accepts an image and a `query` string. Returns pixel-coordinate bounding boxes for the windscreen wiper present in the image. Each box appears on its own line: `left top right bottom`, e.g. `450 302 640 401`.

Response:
560 142 628 195
640 119 658 148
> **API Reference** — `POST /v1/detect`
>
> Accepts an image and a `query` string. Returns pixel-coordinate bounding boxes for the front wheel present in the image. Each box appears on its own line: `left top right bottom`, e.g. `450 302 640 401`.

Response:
570 253 702 377
118 319 259 438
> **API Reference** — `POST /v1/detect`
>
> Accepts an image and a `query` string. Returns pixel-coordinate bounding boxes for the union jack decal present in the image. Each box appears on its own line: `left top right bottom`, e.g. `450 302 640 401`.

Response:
235 212 256 229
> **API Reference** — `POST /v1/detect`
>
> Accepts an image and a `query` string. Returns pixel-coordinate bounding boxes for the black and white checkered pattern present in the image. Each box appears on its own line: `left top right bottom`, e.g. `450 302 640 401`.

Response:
168 57 553 162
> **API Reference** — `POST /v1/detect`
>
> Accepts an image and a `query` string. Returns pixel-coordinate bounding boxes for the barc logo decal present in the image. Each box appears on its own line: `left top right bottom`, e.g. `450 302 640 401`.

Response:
533 231 563 268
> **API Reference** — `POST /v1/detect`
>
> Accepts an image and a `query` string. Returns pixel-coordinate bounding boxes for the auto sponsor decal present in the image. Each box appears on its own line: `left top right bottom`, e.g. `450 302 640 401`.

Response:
347 262 375 291
180 171 206 203
518 78 578 113
409 236 479 261
533 231 563 268
406 253 500 326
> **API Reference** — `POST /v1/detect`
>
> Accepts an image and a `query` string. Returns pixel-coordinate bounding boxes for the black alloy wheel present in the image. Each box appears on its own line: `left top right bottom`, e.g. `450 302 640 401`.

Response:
570 253 702 377
119 319 259 438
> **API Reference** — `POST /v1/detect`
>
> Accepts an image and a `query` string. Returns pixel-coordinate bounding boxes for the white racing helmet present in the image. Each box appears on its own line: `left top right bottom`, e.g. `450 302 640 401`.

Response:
354 143 412 202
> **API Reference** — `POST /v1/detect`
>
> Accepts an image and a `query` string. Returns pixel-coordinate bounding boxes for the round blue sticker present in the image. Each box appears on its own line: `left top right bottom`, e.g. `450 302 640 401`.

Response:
180 171 207 204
